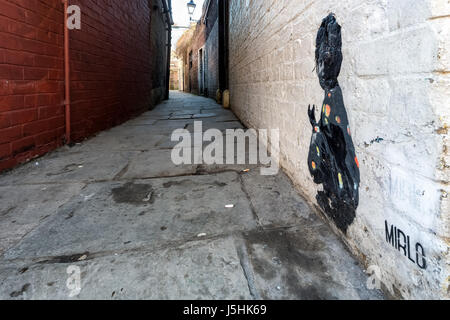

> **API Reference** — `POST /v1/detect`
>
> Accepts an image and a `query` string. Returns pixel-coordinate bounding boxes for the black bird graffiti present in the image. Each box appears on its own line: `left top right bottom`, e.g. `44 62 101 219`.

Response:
307 13 360 233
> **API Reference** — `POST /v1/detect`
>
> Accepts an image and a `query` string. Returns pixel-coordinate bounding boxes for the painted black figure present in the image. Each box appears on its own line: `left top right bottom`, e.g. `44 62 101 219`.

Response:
307 14 360 233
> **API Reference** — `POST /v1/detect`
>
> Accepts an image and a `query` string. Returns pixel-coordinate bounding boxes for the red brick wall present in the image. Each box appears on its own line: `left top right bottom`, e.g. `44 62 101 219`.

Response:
0 0 164 172
69 0 156 141
0 0 65 171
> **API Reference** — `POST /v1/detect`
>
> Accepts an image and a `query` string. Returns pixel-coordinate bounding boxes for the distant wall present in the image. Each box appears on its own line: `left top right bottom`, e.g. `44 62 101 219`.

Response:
170 54 180 90
69 0 166 141
180 0 220 100
228 0 449 299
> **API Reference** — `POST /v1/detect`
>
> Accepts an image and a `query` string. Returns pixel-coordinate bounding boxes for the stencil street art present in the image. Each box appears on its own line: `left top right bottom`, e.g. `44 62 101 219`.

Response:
307 14 360 233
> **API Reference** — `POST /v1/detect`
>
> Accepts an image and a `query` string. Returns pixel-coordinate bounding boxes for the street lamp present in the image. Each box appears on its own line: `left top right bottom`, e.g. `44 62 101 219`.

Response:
187 0 196 17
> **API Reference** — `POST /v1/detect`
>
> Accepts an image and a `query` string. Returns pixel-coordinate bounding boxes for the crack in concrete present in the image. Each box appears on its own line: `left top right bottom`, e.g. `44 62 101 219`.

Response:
0 184 87 262
0 224 319 270
113 162 130 180
0 168 261 187
238 173 263 229
0 231 240 268
235 237 261 300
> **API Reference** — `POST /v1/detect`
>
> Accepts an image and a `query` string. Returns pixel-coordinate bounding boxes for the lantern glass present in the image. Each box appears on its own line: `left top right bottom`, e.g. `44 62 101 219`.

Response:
187 0 196 15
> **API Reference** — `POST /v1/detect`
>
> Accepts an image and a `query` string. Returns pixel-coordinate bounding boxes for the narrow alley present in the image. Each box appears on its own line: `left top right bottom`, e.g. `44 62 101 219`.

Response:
0 0 448 302
0 92 382 299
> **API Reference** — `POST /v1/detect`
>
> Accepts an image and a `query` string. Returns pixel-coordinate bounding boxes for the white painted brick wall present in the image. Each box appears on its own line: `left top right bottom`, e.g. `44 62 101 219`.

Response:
229 0 449 299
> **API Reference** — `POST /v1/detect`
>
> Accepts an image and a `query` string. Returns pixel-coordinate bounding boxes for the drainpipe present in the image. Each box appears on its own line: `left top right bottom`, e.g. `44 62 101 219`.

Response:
161 0 173 100
63 0 71 144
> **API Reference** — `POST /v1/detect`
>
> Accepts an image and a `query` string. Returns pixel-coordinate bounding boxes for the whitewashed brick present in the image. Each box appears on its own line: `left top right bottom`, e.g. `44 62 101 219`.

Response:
229 0 449 299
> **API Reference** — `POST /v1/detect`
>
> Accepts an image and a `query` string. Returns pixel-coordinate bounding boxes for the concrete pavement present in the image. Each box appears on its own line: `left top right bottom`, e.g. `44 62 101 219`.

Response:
0 91 384 300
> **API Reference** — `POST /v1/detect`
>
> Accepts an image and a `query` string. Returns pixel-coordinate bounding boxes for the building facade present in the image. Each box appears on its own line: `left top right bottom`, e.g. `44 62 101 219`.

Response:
169 51 181 91
176 0 229 100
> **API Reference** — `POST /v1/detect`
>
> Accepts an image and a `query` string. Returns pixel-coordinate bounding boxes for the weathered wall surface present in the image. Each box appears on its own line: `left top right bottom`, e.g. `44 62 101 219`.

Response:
69 0 163 141
0 0 169 171
229 0 449 299
178 0 220 100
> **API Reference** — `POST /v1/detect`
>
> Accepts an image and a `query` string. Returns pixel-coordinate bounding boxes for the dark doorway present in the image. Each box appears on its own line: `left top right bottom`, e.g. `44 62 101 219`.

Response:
218 0 229 91
188 50 193 92
199 47 205 95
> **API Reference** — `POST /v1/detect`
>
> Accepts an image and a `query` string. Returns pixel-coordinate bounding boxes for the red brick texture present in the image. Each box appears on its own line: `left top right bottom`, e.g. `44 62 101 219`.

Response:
0 0 65 171
0 0 163 172
69 0 156 141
